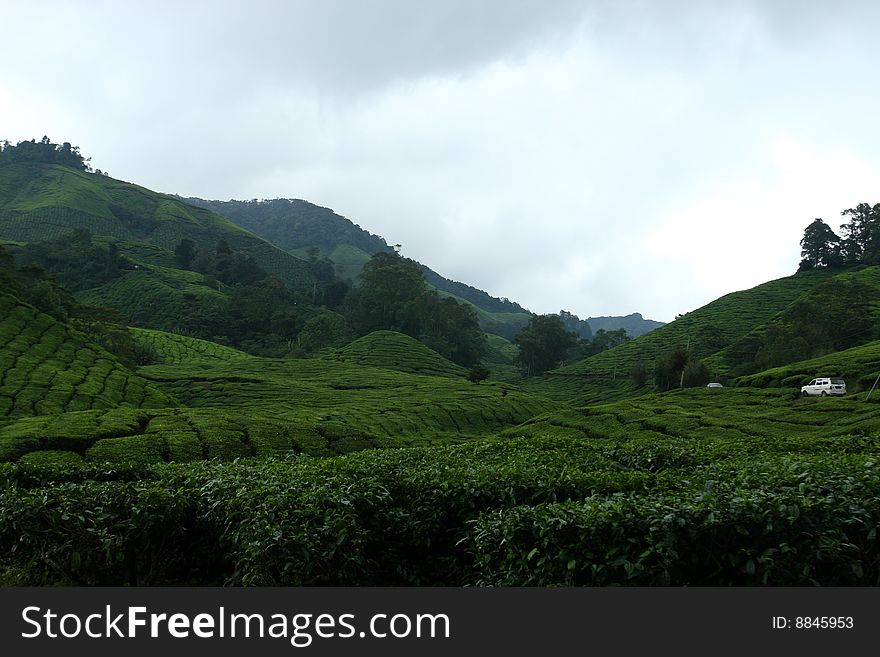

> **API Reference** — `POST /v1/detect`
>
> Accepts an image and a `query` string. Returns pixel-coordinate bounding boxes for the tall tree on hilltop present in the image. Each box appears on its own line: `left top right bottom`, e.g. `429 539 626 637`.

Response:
798 218 841 270
840 203 880 265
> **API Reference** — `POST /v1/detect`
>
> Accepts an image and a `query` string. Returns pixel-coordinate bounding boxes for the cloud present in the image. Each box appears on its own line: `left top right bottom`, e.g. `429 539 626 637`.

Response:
3 0 880 322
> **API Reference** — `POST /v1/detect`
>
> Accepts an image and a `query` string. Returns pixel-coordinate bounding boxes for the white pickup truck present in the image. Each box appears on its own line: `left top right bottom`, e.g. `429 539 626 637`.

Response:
800 377 846 397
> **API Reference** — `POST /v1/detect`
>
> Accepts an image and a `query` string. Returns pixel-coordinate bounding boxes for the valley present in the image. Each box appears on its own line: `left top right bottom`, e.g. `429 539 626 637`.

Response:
1 140 879 586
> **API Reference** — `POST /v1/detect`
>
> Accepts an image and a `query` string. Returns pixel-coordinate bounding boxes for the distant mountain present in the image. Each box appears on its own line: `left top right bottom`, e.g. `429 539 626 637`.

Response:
586 313 664 338
186 197 532 337
184 198 390 258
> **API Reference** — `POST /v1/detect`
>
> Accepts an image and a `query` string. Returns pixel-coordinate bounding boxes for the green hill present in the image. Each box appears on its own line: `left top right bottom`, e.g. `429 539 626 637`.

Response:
79 266 228 335
0 293 173 427
532 269 838 405
138 354 555 445
325 330 466 377
0 163 316 294
705 266 880 377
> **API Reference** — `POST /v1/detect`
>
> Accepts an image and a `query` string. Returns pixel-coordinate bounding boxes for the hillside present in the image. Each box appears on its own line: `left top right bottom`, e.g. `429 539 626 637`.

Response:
0 292 173 428
0 163 316 295
186 196 531 322
528 269 838 405
705 266 880 377
130 327 254 365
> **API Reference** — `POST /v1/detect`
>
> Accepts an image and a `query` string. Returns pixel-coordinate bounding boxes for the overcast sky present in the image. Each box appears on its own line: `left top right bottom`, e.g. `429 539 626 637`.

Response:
3 0 880 322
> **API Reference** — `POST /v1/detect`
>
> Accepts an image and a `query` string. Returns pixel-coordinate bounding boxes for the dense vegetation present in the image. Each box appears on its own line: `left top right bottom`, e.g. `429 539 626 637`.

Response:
1 137 91 171
2 388 879 586
3 141 880 588
186 196 535 338
797 203 880 270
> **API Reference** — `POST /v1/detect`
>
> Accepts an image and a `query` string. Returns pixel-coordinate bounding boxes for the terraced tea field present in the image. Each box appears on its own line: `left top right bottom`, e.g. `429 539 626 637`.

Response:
79 266 227 333
0 406 337 465
3 386 879 586
0 293 173 421
130 327 253 365
140 356 555 444
506 386 880 454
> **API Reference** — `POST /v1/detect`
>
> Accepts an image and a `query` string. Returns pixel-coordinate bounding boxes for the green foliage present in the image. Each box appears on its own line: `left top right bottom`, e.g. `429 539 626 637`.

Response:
353 252 428 333
549 269 836 404
17 228 131 292
468 364 491 383
130 327 253 365
326 331 466 378
352 252 485 366
839 202 880 265
653 348 709 390
295 312 353 354
469 459 880 585
577 328 631 359
514 315 578 375
0 137 90 171
3 387 880 586
736 338 880 392
0 293 174 421
713 268 880 376
173 238 196 269
798 218 842 270
187 198 391 259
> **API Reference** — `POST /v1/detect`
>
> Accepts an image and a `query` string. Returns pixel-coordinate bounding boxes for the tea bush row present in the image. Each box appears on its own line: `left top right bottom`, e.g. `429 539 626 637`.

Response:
0 436 659 585
469 456 880 585
0 294 172 420
2 436 879 586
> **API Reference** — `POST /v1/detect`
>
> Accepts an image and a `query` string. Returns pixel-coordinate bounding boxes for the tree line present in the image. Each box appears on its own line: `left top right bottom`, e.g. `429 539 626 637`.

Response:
798 203 880 270
0 137 92 171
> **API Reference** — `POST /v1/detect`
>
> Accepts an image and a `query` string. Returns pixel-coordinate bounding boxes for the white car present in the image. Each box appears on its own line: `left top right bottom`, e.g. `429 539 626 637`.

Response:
800 377 846 397
706 382 723 388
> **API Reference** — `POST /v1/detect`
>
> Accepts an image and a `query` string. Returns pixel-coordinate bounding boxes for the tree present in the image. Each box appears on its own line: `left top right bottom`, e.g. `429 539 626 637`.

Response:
174 238 197 269
654 347 689 390
630 362 648 388
514 315 578 375
353 252 427 334
840 203 880 265
798 218 841 270
467 364 490 383
351 252 485 366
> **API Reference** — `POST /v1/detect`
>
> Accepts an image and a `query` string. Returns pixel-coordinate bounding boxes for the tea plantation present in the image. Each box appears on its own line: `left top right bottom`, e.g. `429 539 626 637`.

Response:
0 293 173 423
3 156 880 587
2 388 879 585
